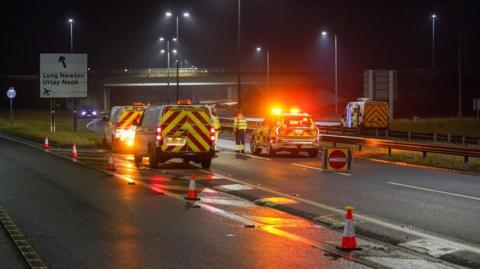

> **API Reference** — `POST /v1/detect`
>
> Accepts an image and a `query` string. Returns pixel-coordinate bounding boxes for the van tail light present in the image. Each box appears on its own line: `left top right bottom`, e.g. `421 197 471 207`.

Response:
210 126 215 141
155 126 162 141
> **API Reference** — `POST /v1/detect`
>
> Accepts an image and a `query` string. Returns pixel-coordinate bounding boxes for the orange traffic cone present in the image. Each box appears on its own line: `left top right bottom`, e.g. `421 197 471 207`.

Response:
43 136 49 149
71 143 78 160
107 153 116 170
185 174 200 201
337 206 361 251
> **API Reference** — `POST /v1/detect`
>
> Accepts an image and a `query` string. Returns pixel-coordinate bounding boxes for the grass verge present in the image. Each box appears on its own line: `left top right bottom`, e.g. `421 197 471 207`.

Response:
0 110 102 147
390 117 480 137
320 142 480 173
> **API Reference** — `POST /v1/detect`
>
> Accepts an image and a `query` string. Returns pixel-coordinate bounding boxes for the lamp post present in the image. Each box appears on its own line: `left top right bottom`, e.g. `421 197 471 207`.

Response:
255 47 270 93
431 14 436 69
237 0 242 110
160 37 171 103
321 31 338 116
68 18 78 132
165 11 190 102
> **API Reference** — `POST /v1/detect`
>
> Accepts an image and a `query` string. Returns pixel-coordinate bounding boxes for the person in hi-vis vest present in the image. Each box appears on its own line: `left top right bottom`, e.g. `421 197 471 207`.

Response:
233 111 247 153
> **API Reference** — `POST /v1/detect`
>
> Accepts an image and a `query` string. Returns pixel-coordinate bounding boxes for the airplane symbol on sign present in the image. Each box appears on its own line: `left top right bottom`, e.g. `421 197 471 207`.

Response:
43 88 51 96
58 56 67 68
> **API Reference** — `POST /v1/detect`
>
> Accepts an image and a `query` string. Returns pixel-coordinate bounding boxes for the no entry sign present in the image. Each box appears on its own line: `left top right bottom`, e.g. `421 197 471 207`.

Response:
321 148 352 171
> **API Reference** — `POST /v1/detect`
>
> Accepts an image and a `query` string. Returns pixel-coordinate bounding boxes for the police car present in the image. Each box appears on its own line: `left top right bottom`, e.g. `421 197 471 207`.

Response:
133 100 216 169
250 108 320 157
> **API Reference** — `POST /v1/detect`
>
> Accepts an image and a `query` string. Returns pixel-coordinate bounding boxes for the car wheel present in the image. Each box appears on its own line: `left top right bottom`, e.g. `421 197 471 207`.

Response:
308 149 319 158
148 145 158 168
267 140 276 157
250 135 262 155
134 152 143 165
201 157 212 169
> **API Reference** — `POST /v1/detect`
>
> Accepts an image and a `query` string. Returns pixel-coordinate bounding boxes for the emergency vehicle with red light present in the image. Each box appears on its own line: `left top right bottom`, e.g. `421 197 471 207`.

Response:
250 108 320 157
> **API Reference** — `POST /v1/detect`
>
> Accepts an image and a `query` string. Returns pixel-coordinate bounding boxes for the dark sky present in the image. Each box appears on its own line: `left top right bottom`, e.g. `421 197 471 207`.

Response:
1 0 479 75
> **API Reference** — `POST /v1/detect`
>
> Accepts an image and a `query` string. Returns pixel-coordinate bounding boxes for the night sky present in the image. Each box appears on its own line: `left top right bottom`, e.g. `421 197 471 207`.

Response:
1 0 479 76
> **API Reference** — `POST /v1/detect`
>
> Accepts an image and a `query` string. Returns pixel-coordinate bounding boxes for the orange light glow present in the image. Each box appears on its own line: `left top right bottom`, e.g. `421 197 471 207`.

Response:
290 108 300 114
272 108 282 115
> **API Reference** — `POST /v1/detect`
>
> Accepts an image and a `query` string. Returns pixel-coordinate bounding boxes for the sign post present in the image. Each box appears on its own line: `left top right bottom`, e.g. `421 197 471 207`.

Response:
40 53 87 133
473 98 480 119
6 87 16 123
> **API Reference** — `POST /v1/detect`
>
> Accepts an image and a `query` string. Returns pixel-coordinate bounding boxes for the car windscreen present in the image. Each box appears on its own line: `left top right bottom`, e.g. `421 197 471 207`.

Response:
282 116 313 127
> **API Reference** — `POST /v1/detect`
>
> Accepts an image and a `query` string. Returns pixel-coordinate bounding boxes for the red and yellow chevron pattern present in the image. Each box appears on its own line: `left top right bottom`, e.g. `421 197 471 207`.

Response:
116 107 144 129
160 106 212 153
363 104 388 128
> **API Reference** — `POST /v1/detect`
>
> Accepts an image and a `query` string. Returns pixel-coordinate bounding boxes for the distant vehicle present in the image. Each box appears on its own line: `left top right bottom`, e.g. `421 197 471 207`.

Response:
133 100 215 169
250 108 320 157
341 98 389 129
103 103 148 149
78 107 98 119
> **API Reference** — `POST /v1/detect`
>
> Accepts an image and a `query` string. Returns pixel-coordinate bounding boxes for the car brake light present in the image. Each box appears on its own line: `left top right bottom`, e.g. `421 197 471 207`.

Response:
155 126 162 141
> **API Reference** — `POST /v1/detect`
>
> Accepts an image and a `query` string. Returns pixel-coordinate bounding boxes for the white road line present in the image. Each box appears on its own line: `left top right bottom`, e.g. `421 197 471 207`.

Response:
337 172 352 176
222 151 271 161
199 168 480 255
86 119 101 129
386 181 480 202
291 163 324 171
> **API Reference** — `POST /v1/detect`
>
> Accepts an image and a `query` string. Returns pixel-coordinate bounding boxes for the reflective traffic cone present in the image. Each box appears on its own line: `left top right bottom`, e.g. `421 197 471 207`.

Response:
71 143 78 160
337 206 361 251
185 174 200 201
107 153 116 170
43 136 49 149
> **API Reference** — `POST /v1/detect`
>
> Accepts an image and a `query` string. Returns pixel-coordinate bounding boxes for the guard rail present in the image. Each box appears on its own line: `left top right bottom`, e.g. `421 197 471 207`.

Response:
218 117 480 162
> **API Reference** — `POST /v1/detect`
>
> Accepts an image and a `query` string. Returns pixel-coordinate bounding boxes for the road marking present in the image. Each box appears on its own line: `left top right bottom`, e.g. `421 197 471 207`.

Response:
86 118 101 129
400 239 460 257
222 151 271 161
0 206 48 269
199 169 480 255
337 172 352 176
291 163 324 171
386 181 480 202
219 184 253 191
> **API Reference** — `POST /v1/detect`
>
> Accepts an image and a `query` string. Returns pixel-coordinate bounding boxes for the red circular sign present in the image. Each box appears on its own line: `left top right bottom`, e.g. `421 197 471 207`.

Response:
328 150 347 169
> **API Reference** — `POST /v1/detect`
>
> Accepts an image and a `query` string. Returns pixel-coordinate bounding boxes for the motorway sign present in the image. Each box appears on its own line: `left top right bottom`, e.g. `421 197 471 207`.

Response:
6 87 16 99
40 53 88 98
322 148 352 171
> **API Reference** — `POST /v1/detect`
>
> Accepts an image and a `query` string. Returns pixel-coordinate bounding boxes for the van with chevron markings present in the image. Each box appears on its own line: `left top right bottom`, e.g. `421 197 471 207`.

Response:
341 98 389 129
133 100 216 169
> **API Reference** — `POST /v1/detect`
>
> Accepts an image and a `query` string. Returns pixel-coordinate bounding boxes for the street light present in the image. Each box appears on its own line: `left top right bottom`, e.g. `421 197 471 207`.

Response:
255 46 270 93
321 31 338 116
67 18 78 132
160 49 165 54
431 14 437 69
165 11 191 102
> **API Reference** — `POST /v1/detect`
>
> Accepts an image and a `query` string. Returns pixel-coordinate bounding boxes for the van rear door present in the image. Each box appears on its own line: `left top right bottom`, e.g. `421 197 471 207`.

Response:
160 106 212 153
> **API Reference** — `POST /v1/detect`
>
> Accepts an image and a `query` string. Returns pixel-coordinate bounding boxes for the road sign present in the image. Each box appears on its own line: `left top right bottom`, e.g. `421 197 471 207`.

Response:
321 148 352 171
6 87 16 99
40 53 88 98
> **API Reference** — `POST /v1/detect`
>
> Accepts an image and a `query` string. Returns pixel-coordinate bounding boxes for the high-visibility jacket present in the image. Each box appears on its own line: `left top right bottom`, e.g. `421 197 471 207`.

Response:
212 115 221 130
233 116 247 131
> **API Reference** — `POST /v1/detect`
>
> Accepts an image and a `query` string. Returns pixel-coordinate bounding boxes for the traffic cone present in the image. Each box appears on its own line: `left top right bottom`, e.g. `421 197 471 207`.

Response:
43 136 49 149
107 153 115 170
185 174 200 201
71 143 78 160
336 206 361 251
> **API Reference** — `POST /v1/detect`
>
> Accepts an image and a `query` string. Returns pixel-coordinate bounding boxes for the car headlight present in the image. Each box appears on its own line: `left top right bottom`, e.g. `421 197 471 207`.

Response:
92 111 97 115
81 111 86 115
